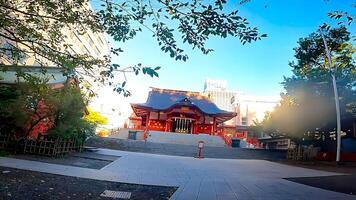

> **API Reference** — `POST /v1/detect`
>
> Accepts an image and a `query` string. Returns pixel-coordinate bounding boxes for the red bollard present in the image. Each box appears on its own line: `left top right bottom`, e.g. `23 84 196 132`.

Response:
196 141 204 159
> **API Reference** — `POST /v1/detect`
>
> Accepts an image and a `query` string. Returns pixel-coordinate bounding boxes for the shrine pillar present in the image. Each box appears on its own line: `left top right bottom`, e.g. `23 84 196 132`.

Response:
213 117 217 135
193 115 200 134
146 112 151 129
166 114 172 132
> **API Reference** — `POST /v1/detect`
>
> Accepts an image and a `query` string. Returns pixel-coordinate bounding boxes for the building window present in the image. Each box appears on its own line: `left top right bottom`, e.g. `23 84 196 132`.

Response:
88 35 95 47
2 42 14 59
75 31 82 42
241 117 247 126
1 42 28 64
96 34 105 46
95 46 101 56
79 43 90 55
69 31 75 41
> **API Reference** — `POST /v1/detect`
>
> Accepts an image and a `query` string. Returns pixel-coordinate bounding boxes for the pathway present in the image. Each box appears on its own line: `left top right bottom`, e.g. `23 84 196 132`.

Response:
86 137 286 160
0 149 355 200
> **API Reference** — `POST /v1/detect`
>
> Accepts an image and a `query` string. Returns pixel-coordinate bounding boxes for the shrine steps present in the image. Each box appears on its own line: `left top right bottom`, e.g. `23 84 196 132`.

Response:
140 131 226 147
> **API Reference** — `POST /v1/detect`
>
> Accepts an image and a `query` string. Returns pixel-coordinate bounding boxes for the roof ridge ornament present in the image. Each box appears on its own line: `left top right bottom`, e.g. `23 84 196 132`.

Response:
180 97 192 103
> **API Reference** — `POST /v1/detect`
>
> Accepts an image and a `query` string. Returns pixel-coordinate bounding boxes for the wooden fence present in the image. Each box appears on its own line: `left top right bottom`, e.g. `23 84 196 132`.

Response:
23 138 84 157
0 132 12 150
287 146 304 160
0 132 84 157
287 146 320 161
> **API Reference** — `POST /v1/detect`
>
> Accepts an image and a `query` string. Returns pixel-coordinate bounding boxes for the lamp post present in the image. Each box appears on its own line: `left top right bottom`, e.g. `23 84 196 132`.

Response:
319 29 342 162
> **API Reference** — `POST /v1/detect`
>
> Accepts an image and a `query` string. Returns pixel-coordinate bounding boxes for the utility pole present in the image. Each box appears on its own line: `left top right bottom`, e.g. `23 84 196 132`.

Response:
319 29 342 162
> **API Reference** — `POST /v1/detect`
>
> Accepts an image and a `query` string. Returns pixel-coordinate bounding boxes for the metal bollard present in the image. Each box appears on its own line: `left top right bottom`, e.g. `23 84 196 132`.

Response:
196 141 204 159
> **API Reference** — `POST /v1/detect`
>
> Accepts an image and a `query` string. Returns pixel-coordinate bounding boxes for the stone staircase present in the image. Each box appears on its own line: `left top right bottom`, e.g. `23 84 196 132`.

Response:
141 131 226 147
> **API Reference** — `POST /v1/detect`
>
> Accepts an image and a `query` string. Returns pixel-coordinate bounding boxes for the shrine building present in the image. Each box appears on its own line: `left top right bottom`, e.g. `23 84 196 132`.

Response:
130 88 237 135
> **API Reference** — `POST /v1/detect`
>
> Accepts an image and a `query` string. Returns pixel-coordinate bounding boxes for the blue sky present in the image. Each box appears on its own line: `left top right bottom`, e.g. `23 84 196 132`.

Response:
106 0 354 97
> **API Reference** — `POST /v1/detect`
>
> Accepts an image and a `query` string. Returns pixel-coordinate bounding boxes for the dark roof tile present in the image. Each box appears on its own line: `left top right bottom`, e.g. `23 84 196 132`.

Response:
132 88 236 117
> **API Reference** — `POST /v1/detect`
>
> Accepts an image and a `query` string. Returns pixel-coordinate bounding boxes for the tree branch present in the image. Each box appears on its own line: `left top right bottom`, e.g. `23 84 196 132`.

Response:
0 4 62 21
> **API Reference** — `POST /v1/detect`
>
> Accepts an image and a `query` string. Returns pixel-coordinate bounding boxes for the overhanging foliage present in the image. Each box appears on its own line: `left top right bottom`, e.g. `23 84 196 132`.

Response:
0 0 266 96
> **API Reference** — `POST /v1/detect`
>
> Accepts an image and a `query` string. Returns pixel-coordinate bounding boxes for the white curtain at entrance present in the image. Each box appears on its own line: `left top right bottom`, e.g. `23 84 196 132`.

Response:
174 118 192 133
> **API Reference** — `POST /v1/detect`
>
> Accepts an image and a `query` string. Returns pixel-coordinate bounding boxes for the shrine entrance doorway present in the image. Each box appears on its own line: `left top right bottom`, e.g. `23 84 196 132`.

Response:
172 117 194 134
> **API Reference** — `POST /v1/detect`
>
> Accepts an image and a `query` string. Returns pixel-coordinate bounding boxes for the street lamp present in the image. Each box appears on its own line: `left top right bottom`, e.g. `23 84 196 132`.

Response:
319 29 342 162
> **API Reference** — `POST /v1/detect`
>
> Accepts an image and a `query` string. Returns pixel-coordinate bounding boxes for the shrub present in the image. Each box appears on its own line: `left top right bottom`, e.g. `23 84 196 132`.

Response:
0 78 94 141
47 118 95 141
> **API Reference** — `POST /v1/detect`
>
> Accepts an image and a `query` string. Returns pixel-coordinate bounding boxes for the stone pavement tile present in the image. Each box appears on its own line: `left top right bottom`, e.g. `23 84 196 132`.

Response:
216 194 237 200
71 152 120 161
2 150 355 200
196 179 217 200
242 181 287 199
175 171 189 178
321 193 356 200
225 180 255 200
237 181 264 195
126 172 142 184
176 177 190 185
170 180 189 200
272 180 314 199
252 179 356 200
242 179 298 199
174 179 202 200
213 180 236 196
169 188 184 200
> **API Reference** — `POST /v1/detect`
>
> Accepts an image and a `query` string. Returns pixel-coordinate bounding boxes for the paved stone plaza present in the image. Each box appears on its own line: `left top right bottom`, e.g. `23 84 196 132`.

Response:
86 137 287 160
1 149 355 200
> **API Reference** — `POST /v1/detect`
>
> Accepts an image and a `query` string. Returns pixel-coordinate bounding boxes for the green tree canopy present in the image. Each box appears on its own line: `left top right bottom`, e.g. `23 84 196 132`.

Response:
262 27 355 141
0 0 266 96
0 76 95 140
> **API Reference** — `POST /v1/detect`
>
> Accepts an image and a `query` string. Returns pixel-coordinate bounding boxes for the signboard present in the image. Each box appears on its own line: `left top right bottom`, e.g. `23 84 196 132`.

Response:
180 107 190 112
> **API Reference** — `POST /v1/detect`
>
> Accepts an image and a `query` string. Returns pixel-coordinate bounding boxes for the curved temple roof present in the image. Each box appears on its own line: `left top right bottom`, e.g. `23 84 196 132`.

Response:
131 88 237 123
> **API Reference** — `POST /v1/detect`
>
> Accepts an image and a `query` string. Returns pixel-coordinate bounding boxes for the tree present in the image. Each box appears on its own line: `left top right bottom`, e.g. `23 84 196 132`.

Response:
0 86 28 137
0 0 266 96
0 75 96 140
46 85 96 140
85 108 108 126
0 76 62 138
262 27 355 143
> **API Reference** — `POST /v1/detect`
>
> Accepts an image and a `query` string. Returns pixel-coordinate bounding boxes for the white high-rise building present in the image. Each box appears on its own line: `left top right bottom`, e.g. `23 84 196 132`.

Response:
232 94 280 126
204 79 227 91
0 2 110 86
0 2 119 130
203 79 238 126
202 79 280 127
